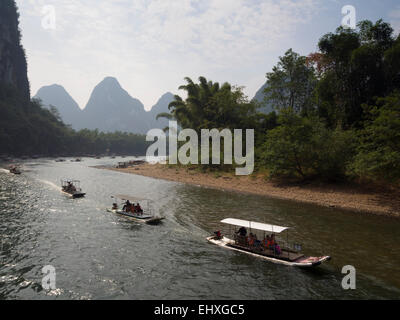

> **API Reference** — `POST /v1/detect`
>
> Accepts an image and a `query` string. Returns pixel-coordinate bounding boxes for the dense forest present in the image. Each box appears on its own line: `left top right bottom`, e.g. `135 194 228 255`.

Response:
161 20 400 185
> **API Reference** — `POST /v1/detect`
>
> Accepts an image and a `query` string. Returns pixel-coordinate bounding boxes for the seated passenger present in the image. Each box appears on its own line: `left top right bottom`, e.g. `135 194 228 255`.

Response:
135 203 143 215
248 233 255 246
268 234 276 248
237 227 247 237
253 234 261 248
264 235 271 248
214 230 222 240
112 203 118 210
123 200 131 212
274 243 282 255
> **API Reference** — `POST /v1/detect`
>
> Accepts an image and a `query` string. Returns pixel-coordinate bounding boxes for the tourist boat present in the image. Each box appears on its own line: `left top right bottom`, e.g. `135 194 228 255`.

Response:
9 165 21 175
207 218 331 268
107 195 165 225
61 180 86 198
116 162 128 168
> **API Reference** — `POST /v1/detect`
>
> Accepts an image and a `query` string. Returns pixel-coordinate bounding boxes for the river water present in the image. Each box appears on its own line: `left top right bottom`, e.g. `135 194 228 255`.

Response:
0 158 399 300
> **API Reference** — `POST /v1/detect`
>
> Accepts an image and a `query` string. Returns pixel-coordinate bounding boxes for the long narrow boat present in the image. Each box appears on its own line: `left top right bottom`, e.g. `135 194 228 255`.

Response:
107 195 165 225
207 218 331 268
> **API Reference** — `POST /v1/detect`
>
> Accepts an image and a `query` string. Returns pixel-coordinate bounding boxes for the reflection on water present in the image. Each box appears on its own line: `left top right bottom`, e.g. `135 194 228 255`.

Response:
0 158 399 300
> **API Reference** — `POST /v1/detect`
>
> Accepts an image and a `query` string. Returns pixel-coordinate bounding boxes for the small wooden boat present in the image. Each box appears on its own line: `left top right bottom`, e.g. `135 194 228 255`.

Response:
207 218 331 268
116 162 128 168
108 195 165 225
61 180 86 198
9 165 21 175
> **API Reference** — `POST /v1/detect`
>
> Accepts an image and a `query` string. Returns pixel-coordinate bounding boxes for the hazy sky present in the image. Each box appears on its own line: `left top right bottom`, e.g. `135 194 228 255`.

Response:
16 0 400 111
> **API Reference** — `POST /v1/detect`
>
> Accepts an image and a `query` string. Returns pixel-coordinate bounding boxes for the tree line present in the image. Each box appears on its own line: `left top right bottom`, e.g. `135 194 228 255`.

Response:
160 20 400 185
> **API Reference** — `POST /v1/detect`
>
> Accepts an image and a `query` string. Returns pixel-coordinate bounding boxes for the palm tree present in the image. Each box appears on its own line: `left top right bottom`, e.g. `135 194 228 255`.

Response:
157 76 233 132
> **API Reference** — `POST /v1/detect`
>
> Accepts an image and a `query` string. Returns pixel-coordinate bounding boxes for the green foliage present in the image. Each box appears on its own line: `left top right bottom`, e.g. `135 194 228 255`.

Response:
260 109 316 179
158 76 266 170
264 49 316 115
315 20 396 128
160 76 261 132
255 19 400 184
259 109 355 181
352 93 400 182
384 37 400 90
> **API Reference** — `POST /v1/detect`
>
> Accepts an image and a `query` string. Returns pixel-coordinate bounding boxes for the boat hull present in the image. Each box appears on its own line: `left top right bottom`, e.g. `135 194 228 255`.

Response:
207 236 331 268
107 209 165 225
61 190 86 198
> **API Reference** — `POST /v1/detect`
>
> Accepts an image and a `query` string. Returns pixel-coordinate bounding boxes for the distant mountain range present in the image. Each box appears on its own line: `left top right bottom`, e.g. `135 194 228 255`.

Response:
34 77 174 134
34 77 272 134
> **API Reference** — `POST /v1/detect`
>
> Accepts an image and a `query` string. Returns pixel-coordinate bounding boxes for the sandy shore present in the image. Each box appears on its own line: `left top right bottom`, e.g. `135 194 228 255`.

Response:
98 163 400 218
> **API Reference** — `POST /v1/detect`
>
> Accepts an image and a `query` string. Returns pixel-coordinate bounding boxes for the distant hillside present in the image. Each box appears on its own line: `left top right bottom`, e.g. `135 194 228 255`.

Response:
80 77 146 133
146 92 175 130
34 84 82 128
252 82 274 114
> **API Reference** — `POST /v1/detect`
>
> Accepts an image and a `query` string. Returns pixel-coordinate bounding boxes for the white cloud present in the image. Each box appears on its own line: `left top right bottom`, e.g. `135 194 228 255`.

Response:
16 0 321 110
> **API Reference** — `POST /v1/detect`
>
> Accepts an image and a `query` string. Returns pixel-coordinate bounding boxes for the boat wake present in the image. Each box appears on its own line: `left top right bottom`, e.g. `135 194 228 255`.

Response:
38 179 60 191
0 168 10 174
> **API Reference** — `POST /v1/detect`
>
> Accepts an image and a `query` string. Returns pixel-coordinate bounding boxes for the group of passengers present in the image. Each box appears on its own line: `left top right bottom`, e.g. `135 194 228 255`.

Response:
236 227 281 255
121 200 143 215
65 182 77 193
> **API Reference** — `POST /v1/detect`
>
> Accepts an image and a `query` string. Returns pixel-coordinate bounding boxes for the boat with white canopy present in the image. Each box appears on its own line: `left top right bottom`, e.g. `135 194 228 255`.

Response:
207 218 331 268
107 195 165 225
61 180 86 198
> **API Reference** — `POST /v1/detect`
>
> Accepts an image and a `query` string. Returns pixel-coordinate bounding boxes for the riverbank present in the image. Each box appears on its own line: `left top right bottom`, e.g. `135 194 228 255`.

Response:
99 163 400 218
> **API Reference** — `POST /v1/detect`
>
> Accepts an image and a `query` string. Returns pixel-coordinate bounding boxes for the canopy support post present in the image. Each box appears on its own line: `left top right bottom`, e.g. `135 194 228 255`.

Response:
287 229 289 260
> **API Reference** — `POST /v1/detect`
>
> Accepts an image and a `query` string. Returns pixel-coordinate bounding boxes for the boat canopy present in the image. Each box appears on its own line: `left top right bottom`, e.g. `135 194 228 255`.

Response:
221 218 289 234
115 195 151 202
61 179 81 184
